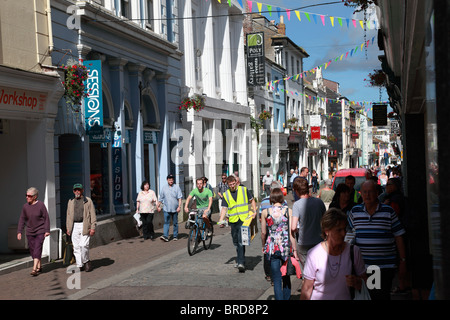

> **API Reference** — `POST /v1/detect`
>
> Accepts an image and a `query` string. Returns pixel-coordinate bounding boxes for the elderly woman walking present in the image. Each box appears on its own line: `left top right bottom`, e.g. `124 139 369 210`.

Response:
17 187 50 276
301 208 367 300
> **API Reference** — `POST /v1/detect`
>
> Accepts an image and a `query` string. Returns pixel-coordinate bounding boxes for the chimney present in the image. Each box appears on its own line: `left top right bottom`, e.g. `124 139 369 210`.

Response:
278 15 286 35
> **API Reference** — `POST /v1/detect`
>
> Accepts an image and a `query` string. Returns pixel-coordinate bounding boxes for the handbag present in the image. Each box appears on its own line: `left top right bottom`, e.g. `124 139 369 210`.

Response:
350 244 371 300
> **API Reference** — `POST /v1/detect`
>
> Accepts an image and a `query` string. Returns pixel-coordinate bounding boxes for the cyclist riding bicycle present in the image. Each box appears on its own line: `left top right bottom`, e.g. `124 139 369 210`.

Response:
184 177 213 233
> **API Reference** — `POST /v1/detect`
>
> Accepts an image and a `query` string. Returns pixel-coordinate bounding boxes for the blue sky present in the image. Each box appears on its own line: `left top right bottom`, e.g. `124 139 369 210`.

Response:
250 0 388 117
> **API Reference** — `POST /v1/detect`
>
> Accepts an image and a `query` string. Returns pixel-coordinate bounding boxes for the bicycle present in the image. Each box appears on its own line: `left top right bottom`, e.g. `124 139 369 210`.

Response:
187 209 213 256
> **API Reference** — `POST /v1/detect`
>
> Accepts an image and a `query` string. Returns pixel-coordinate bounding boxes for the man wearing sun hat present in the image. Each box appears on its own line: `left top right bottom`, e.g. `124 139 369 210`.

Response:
66 183 97 272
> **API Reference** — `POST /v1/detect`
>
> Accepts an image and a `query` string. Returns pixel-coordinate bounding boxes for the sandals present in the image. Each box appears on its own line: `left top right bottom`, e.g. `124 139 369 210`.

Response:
30 268 42 276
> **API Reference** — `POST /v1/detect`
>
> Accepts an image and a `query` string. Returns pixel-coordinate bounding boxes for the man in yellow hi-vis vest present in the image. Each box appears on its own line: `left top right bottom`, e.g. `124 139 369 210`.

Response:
219 175 257 272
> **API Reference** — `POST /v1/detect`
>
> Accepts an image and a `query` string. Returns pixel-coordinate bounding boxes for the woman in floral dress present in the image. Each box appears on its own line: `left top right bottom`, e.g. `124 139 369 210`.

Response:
260 188 299 300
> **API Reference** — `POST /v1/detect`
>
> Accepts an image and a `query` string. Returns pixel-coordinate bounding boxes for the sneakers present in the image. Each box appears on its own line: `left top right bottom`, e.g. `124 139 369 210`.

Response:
237 264 245 273
160 235 169 242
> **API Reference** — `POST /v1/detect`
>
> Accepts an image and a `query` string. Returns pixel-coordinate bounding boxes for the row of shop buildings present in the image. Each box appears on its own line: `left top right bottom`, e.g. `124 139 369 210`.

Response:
1 0 384 262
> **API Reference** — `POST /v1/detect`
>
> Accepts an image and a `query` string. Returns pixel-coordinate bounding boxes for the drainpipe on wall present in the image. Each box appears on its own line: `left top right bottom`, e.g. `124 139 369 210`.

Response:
46 0 53 54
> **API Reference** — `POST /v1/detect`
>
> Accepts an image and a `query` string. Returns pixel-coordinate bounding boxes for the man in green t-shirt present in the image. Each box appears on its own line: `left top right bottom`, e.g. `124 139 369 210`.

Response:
184 178 213 230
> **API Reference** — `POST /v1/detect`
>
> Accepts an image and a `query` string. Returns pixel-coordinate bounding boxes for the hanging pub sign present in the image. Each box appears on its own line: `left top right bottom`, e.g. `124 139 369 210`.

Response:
311 126 321 140
372 104 387 126
246 32 265 86
310 114 321 140
83 60 103 136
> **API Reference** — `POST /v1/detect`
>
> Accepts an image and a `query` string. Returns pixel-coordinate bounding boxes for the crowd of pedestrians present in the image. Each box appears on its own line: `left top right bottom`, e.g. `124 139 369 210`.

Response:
16 164 410 300
259 165 409 300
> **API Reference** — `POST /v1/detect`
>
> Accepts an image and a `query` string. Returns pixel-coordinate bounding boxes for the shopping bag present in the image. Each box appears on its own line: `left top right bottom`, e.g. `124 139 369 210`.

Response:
354 281 371 300
241 213 257 245
133 212 142 228
281 255 302 278
63 241 75 266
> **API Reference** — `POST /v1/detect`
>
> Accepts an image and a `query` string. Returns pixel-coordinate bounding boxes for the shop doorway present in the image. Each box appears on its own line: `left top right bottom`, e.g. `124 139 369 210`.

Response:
58 134 83 232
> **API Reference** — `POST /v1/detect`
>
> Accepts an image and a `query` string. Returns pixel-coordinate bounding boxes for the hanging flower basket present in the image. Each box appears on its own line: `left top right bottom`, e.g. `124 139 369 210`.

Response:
343 0 378 13
259 110 273 120
387 111 398 118
61 60 89 112
366 69 387 87
327 134 338 142
179 94 205 112
287 117 298 124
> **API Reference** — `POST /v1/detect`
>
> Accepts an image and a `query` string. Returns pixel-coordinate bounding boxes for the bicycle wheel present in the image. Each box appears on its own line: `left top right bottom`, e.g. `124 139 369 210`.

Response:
187 225 199 256
203 223 213 250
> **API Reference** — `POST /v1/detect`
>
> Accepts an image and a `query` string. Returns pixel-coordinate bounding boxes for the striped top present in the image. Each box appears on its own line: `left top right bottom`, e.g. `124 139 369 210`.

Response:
348 202 405 269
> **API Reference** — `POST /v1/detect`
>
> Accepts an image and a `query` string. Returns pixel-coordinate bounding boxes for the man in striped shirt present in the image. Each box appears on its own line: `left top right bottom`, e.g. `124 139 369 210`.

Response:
348 179 407 300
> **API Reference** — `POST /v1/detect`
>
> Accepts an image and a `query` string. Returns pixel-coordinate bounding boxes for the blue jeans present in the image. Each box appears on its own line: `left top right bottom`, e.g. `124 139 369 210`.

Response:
230 219 246 266
270 252 291 300
163 211 178 238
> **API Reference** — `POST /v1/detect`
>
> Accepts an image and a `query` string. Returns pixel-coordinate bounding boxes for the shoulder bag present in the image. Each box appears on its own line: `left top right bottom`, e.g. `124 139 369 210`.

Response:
281 207 302 278
350 244 371 300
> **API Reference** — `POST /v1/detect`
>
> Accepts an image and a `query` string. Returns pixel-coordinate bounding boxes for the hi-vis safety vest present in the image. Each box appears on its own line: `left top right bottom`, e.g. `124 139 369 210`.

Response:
223 186 249 223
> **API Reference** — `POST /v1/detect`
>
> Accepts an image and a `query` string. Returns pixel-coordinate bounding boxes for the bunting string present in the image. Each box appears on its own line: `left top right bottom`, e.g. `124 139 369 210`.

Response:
266 36 376 88
207 0 378 30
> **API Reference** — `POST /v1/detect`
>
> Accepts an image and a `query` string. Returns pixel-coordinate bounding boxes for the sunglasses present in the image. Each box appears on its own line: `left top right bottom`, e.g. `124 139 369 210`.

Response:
26 194 35 198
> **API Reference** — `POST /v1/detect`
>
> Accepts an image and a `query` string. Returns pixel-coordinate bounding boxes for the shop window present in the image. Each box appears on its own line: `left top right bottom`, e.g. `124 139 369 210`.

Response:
90 143 110 215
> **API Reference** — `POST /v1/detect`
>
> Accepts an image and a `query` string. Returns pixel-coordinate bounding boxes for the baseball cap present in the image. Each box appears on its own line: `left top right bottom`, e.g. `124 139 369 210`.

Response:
167 174 175 180
73 183 83 190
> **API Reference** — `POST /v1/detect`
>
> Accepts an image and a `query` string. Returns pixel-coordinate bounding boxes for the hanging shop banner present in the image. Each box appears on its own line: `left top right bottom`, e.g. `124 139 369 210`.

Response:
246 32 265 86
83 60 103 136
373 104 388 126
311 126 321 140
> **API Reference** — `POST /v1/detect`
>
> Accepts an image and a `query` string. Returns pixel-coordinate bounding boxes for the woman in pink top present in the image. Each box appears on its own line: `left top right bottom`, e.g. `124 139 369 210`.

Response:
136 181 158 240
300 208 367 300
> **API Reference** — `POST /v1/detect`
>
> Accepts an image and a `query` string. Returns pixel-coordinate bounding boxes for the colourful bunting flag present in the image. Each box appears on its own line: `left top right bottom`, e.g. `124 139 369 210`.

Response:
304 12 311 22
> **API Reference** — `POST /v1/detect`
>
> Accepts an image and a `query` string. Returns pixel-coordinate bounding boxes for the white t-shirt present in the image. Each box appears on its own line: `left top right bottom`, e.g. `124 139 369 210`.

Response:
303 242 366 300
262 174 274 185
